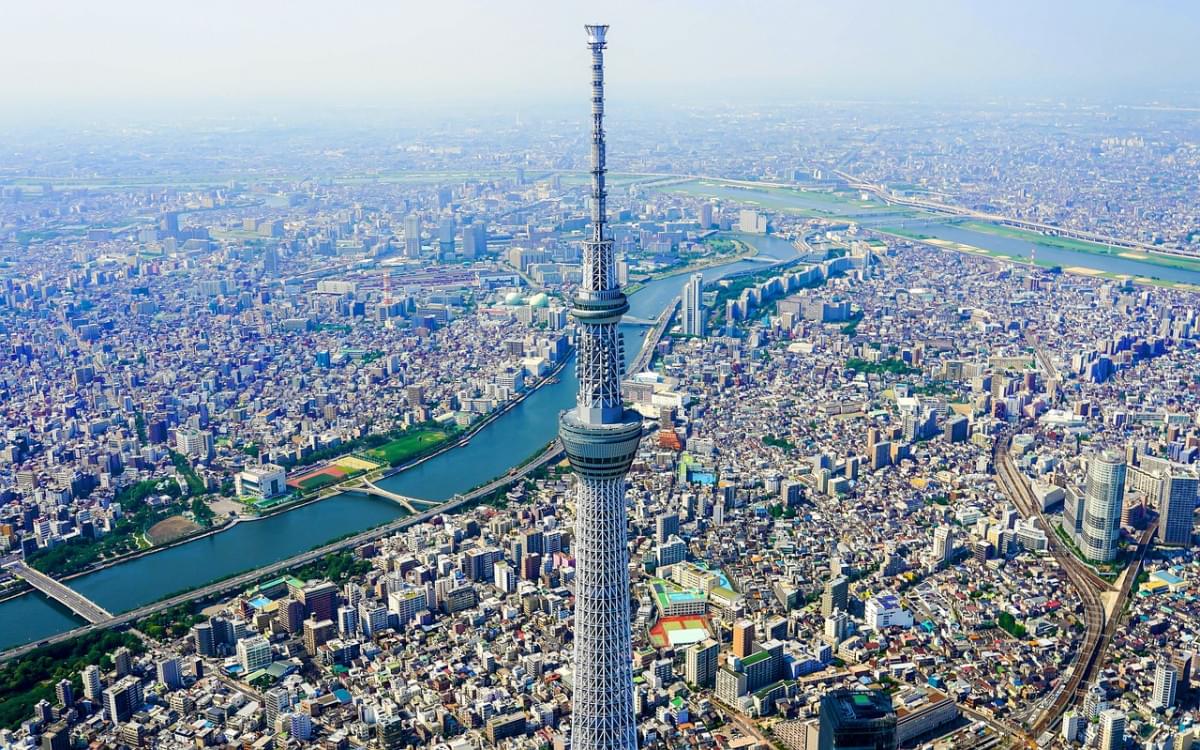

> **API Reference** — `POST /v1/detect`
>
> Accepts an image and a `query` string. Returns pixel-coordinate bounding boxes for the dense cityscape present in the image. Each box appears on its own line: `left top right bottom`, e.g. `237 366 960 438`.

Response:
2 7 1200 750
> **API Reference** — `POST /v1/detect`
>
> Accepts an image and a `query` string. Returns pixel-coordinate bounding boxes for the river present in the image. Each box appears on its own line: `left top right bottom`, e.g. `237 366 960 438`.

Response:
0 232 802 651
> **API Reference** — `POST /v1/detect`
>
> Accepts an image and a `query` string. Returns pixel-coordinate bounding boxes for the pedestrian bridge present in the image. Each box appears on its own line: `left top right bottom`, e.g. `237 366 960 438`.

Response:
342 481 440 514
7 561 112 624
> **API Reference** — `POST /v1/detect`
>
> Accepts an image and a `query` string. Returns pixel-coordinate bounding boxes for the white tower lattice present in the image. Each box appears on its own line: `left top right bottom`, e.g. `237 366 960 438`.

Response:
559 23 642 750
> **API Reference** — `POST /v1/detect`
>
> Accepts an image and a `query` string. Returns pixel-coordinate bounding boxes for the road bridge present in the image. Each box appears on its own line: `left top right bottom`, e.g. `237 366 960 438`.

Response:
6 561 112 624
341 481 439 513
0 440 565 664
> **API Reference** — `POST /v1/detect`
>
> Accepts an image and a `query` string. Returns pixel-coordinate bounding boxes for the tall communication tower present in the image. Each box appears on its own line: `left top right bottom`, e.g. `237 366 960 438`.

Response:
559 23 642 750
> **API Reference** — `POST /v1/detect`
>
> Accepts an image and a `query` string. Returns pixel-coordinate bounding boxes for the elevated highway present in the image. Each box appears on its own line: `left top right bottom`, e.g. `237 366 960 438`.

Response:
628 297 678 375
0 440 565 664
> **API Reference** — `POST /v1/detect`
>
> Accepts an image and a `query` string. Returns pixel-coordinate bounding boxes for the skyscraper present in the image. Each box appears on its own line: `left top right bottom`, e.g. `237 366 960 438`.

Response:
559 24 643 750
1081 451 1126 563
818 690 897 750
404 215 422 258
681 272 704 336
1159 471 1198 548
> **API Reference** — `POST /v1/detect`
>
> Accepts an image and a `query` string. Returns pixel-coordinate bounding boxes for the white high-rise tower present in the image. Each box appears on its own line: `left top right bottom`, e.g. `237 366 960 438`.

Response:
559 24 642 750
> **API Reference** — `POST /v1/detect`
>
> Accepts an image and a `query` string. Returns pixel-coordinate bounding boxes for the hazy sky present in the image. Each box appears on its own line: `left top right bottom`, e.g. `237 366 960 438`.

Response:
4 0 1200 117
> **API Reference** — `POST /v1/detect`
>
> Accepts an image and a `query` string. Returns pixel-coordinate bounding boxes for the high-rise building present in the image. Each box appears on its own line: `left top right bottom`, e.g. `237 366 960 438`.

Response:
1098 709 1125 750
1081 451 1126 563
404 215 422 258
655 512 679 545
822 575 849 617
438 216 456 257
933 526 953 566
103 675 144 724
732 620 755 658
685 639 719 688
817 689 897 750
559 25 643 750
462 220 488 259
191 621 215 656
236 635 272 673
156 657 183 691
1153 662 1179 710
113 646 132 677
265 687 292 724
681 272 704 337
54 678 73 707
1159 472 1198 548
81 664 102 703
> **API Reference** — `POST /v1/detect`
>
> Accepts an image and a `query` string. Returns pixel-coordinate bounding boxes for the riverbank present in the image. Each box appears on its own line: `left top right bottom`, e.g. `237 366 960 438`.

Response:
21 352 575 586
627 235 759 295
875 228 1200 292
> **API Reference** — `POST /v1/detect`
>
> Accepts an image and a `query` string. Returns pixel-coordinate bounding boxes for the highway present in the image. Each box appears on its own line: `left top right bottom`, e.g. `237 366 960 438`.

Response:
627 297 678 375
5 561 113 624
0 440 565 664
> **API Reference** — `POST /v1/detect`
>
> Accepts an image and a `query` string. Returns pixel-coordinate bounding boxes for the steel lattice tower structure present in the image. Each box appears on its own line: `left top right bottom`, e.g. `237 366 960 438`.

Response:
560 23 642 750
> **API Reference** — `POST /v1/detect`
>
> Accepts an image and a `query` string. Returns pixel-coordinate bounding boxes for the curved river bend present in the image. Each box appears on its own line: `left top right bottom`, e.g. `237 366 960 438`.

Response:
0 233 801 651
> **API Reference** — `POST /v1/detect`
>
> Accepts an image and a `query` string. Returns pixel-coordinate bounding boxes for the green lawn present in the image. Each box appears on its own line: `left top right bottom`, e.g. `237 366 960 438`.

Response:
298 474 339 491
365 428 452 466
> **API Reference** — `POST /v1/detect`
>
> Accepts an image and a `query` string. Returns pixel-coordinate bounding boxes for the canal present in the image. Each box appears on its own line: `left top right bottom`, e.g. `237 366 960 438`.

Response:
0 232 802 651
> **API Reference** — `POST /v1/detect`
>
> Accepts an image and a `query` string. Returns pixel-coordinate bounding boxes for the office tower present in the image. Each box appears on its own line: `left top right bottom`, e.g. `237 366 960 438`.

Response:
1099 709 1125 750
1082 451 1126 562
438 216 455 257
156 657 183 691
404 215 422 258
81 664 102 702
681 272 704 336
817 690 897 750
1153 663 1179 710
463 220 488 259
262 245 279 274
698 202 714 228
732 620 755 658
1159 472 1198 547
655 512 679 545
54 679 73 707
560 25 642 750
103 675 144 724
191 621 215 656
113 646 132 677
160 210 179 238
822 575 849 617
685 639 719 688
933 525 953 566
299 581 338 622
